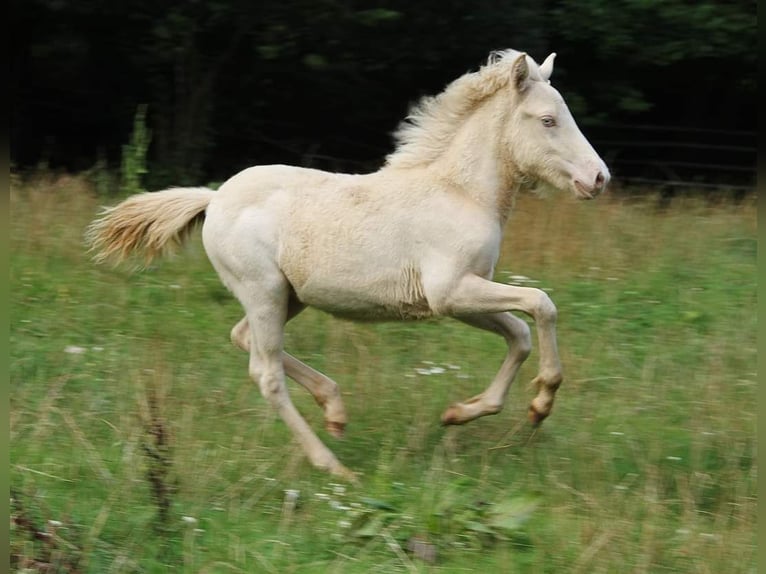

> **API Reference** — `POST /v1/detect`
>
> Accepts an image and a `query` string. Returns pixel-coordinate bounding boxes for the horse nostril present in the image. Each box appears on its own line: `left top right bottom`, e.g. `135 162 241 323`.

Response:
595 171 605 188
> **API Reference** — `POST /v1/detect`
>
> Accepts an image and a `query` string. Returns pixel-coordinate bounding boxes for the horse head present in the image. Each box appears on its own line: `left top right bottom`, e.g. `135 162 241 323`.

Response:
505 52 610 199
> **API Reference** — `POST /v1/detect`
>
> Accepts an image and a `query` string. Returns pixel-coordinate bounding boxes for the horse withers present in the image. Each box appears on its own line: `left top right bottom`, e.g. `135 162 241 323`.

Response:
88 50 610 479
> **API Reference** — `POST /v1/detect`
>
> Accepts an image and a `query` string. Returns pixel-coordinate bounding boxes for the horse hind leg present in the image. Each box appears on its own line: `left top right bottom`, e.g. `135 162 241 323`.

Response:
235 286 354 480
441 312 531 425
230 314 348 438
283 355 347 438
230 316 252 352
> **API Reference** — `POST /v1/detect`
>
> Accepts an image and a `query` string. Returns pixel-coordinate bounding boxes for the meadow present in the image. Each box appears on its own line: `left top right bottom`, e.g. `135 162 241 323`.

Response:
10 174 756 573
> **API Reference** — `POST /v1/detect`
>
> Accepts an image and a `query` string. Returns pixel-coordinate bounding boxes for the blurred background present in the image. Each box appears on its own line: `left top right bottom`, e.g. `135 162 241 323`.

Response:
11 0 757 195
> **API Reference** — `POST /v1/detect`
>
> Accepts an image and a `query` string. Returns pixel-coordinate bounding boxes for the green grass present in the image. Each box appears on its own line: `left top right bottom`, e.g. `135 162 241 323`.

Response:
10 174 756 573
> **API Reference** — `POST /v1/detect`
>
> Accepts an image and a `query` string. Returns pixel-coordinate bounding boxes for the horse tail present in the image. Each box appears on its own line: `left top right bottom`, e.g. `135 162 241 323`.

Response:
86 187 215 265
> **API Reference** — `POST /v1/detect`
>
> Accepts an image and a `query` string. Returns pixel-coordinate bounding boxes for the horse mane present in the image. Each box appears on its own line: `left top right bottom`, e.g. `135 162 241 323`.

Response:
385 49 543 169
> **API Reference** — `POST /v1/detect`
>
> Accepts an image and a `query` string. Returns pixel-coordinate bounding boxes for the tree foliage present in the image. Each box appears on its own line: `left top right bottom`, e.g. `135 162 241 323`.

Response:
11 0 756 186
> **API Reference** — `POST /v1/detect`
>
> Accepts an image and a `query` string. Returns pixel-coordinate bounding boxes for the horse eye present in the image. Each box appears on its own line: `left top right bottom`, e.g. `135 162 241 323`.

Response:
541 116 556 128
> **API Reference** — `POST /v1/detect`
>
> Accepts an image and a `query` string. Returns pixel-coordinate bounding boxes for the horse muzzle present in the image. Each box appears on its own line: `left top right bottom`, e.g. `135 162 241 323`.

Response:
573 168 609 200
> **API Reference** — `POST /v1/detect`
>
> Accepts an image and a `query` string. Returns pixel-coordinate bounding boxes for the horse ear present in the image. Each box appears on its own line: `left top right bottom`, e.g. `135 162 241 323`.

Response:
512 53 530 92
539 52 556 82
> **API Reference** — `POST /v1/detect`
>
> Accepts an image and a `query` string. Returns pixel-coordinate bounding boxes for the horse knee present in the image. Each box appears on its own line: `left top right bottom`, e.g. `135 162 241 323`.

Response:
535 291 557 323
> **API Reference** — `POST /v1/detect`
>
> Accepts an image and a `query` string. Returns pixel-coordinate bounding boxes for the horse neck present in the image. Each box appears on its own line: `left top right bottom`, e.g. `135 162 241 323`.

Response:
427 95 520 224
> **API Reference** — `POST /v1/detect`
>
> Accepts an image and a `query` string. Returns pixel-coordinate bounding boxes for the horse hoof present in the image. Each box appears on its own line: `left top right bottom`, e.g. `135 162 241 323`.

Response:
332 464 360 485
326 420 346 439
440 405 465 426
527 405 548 426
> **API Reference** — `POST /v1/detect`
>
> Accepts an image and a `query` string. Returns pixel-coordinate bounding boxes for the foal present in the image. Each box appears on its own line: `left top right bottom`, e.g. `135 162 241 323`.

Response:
88 50 609 478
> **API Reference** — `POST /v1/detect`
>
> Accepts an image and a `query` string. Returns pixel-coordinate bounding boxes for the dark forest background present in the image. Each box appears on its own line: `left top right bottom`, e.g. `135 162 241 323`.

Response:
10 0 757 191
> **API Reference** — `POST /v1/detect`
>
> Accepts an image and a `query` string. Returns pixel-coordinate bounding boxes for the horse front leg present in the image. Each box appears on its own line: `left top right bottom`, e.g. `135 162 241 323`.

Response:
441 312 531 425
430 274 563 425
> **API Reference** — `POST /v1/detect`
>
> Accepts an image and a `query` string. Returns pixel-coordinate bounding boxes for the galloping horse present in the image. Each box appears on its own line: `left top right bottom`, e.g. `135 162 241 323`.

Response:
88 50 609 479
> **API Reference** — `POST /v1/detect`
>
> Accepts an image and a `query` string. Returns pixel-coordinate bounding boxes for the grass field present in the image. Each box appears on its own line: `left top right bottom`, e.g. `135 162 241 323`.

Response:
10 174 757 573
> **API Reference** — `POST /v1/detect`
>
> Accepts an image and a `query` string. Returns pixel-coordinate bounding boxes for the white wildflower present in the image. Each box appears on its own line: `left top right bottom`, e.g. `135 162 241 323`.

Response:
415 366 446 375
64 345 86 355
332 484 346 496
284 489 300 503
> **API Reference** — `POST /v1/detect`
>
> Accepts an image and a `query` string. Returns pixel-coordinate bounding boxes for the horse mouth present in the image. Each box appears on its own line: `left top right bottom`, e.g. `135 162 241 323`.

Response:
573 181 595 200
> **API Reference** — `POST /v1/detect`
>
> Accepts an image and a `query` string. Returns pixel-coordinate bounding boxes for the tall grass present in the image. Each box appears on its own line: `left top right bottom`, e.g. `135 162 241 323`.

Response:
10 173 756 572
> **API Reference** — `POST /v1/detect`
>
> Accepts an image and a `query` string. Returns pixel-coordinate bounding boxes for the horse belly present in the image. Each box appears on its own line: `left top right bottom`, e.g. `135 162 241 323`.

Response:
289 264 434 322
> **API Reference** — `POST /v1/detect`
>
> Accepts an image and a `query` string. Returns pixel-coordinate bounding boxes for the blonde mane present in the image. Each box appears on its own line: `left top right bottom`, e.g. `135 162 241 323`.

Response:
385 50 542 169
